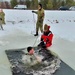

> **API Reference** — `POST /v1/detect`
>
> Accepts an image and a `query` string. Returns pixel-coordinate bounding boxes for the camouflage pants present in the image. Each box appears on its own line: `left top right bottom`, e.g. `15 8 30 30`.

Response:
36 20 43 33
2 17 5 24
0 20 3 30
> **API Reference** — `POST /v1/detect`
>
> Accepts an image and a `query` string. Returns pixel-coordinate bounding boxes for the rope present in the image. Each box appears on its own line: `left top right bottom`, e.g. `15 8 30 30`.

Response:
33 36 39 47
32 13 39 47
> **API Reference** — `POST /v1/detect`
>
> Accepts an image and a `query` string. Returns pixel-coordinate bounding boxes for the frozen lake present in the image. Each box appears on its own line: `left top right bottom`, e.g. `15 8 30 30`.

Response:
0 9 75 75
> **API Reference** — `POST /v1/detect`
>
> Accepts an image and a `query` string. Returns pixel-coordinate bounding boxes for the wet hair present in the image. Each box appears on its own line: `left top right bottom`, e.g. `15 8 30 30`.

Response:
27 46 33 52
39 3 42 8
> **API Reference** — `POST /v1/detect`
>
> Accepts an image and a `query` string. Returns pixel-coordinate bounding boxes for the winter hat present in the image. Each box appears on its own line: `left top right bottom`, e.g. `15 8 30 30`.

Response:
48 26 50 31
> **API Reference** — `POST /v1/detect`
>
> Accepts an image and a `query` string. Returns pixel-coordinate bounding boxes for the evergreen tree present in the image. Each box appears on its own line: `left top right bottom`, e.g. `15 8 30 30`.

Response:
57 0 61 8
52 0 57 9
40 0 48 9
26 0 31 9
61 1 65 6
46 0 53 10
34 0 38 9
40 0 44 8
66 0 75 7
10 0 18 8
43 0 48 9
30 0 35 9
30 0 38 9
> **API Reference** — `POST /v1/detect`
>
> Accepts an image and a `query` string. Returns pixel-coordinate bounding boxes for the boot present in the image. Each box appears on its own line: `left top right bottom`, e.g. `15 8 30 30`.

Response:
34 31 38 36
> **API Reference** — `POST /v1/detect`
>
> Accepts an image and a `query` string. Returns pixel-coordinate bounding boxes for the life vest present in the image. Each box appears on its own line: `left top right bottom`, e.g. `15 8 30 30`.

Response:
41 31 53 48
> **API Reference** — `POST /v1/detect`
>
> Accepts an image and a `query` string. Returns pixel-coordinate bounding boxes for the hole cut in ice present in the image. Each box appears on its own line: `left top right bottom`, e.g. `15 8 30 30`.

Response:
5 47 61 75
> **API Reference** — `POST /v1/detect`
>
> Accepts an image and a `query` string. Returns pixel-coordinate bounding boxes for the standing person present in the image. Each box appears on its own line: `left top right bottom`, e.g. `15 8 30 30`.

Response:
32 4 45 36
0 17 4 30
0 9 5 24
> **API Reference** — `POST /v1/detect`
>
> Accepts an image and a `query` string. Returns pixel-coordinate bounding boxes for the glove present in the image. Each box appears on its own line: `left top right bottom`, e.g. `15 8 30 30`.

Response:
38 41 44 47
42 45 46 48
38 41 46 49
41 38 43 41
32 11 35 13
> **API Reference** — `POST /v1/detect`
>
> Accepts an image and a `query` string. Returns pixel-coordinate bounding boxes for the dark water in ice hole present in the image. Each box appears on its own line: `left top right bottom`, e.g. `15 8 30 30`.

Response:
5 47 61 75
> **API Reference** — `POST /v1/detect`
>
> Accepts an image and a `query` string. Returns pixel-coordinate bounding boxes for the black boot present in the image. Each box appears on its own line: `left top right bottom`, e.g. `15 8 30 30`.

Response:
34 31 38 36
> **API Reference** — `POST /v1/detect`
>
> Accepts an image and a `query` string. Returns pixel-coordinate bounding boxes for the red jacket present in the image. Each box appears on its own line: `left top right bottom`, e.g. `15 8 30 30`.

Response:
41 26 53 48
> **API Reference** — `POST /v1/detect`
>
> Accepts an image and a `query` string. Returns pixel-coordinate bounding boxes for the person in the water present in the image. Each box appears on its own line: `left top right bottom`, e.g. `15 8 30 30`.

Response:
27 46 54 62
27 46 42 63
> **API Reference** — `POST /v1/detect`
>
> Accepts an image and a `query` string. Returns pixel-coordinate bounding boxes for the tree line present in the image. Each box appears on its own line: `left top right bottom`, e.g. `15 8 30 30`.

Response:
10 0 75 9
0 0 75 9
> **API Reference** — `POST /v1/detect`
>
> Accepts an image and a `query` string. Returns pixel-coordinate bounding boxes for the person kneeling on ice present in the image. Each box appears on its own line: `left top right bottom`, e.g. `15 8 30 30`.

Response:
38 24 53 48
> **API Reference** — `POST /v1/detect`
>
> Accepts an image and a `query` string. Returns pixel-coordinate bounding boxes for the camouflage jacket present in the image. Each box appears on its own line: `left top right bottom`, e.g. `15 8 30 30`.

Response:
34 8 44 22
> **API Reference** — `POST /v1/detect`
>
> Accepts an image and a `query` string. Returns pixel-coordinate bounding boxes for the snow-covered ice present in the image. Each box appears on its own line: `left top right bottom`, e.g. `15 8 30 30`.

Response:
0 9 75 75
